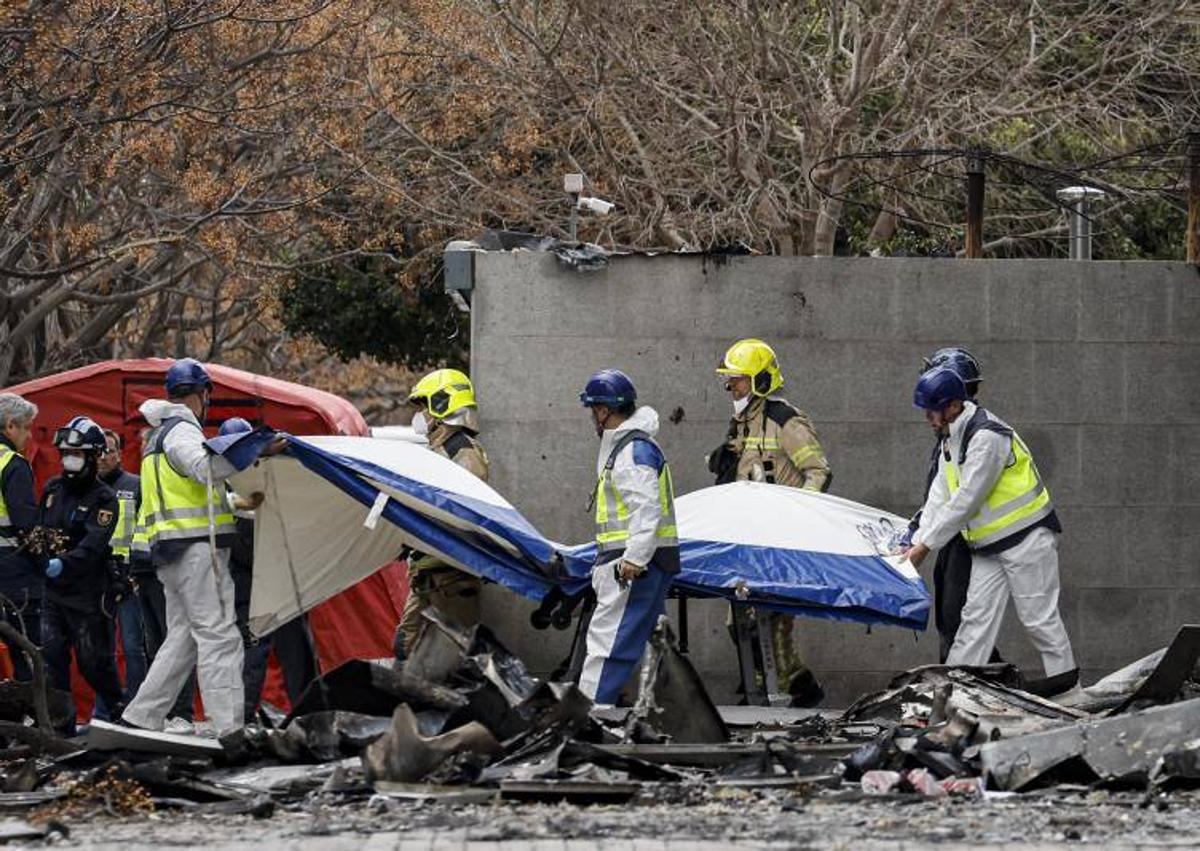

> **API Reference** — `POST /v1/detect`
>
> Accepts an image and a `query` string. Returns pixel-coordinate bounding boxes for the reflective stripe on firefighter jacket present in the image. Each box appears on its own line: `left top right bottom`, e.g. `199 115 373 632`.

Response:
727 396 831 491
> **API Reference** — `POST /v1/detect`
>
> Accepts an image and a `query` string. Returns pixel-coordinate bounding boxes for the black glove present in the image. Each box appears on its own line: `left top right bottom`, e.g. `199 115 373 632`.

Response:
106 560 136 605
707 443 739 485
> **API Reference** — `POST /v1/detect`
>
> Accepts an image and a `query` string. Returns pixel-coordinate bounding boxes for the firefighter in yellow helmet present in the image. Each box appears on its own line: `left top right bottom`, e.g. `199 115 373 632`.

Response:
710 338 831 707
395 368 490 654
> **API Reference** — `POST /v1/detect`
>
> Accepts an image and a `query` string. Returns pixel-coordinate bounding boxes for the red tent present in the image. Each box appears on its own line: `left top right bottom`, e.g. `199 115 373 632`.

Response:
2 359 408 718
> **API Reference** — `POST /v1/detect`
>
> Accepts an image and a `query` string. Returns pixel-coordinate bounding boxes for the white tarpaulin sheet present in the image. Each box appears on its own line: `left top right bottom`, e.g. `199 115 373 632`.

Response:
220 435 929 636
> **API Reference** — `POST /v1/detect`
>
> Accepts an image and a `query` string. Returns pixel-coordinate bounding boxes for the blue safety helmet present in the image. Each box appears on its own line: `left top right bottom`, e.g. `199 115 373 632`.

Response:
218 417 253 436
579 369 637 408
53 416 107 452
913 366 968 411
921 347 982 385
165 358 213 395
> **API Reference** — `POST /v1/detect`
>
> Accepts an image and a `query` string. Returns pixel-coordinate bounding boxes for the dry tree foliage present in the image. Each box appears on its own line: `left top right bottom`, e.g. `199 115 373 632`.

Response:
2 1 1197 401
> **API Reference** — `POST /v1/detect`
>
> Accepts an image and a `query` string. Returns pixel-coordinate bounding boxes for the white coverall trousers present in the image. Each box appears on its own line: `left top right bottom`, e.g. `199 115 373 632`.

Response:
946 526 1075 677
123 543 244 735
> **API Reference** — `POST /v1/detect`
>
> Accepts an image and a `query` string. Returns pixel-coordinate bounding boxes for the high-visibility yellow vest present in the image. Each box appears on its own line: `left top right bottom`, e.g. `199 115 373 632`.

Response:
945 408 1053 549
110 490 137 561
0 447 16 550
593 430 679 571
138 418 235 559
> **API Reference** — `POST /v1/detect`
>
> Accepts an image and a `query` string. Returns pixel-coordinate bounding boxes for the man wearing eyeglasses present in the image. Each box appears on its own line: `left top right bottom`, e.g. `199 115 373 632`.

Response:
0 393 41 682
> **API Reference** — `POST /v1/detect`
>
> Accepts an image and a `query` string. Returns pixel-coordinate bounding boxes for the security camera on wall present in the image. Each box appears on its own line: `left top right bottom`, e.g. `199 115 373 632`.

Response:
576 196 615 216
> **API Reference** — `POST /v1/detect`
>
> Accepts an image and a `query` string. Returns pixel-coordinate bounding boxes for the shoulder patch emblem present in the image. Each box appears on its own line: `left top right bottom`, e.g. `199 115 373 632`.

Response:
97 509 114 527
44 493 54 510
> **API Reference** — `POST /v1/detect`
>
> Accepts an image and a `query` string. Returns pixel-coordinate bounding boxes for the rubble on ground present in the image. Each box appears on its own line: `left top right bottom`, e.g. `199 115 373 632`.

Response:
0 616 1197 841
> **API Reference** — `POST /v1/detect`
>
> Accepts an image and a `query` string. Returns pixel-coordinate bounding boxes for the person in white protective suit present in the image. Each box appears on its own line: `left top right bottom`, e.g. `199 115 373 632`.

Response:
121 358 283 740
903 366 1078 698
577 369 680 706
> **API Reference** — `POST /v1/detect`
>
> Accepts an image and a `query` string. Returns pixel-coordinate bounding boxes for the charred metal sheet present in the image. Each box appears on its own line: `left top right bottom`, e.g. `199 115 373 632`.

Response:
0 819 50 841
845 665 1083 748
0 790 66 809
482 737 684 784
372 782 497 803
844 663 1024 720
1054 626 1200 716
514 681 592 737
153 794 275 817
1111 624 1200 714
461 624 539 706
285 659 466 723
127 758 252 803
558 741 684 781
447 678 531 741
626 617 728 745
596 742 857 769
499 779 640 803
1153 741 1200 787
717 707 832 728
283 712 391 761
980 697 1200 790
405 609 471 684
87 720 224 758
362 704 503 784
716 774 839 789
212 764 331 795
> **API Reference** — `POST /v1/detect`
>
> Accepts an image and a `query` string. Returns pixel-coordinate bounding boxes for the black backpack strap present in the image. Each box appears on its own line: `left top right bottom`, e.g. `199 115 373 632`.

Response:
588 429 653 514
958 407 1013 465
604 429 653 472
764 399 798 428
442 429 474 460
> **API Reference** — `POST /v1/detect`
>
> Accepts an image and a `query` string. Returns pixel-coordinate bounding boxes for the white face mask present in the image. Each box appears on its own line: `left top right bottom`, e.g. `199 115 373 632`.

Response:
732 395 751 416
411 412 429 436
61 455 86 473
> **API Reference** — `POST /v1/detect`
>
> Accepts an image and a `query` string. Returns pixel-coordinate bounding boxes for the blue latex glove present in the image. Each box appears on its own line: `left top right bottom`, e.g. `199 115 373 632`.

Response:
45 558 63 580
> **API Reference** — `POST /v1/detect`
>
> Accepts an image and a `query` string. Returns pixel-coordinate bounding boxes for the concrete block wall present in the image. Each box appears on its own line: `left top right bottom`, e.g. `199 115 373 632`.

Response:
468 252 1200 706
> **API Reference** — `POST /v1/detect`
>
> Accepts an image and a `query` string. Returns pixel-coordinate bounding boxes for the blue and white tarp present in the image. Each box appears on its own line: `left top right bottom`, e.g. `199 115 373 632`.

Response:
219 434 929 636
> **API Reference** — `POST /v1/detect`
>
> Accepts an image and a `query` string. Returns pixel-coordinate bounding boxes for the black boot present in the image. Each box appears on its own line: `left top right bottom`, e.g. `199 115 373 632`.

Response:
787 669 826 708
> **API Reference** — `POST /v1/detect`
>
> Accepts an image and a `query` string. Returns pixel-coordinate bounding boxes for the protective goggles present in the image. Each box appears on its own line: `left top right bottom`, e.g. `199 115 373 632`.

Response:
53 426 99 449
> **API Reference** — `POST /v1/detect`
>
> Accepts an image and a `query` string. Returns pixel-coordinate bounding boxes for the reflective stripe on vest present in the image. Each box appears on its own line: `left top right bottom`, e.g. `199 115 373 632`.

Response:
0 448 15 550
130 519 150 555
138 419 235 553
593 440 679 554
110 493 137 559
945 427 1053 549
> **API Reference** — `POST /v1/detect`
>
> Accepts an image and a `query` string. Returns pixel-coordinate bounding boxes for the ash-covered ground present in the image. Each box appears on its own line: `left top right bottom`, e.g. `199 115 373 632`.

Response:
46 787 1200 850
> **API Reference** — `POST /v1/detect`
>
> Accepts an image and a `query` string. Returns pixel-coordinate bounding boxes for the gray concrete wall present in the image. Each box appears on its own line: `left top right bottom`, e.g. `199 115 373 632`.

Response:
468 253 1200 706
